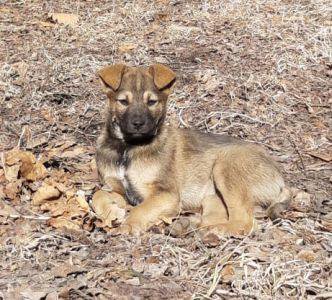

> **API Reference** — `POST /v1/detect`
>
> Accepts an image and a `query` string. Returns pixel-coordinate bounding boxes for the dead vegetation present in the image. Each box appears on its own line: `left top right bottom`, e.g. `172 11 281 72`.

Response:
0 0 331 299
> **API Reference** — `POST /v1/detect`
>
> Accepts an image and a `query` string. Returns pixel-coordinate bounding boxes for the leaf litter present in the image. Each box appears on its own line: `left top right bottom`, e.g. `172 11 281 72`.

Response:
0 0 331 299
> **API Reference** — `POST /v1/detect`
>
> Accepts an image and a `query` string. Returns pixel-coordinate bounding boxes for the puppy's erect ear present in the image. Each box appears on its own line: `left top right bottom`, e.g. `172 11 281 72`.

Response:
149 64 176 90
98 64 126 91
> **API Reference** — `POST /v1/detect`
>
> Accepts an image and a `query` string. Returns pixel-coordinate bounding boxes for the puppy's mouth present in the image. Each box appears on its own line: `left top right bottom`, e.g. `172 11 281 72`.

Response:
123 131 155 144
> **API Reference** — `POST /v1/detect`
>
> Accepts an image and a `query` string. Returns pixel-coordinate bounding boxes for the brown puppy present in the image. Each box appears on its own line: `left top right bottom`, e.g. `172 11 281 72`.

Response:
96 64 290 236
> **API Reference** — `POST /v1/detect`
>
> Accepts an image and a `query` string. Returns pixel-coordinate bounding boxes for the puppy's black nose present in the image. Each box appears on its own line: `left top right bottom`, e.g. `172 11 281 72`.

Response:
131 118 145 130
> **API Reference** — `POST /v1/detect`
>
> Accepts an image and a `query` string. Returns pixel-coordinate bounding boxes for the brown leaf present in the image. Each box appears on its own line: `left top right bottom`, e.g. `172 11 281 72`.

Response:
0 200 19 217
65 195 90 219
39 21 57 28
45 291 58 300
220 264 235 283
297 249 317 262
82 215 95 232
290 189 312 213
92 190 126 228
145 263 168 278
5 149 35 167
48 13 79 27
48 217 81 231
0 186 5 200
4 164 20 181
119 42 137 53
0 169 5 183
146 256 159 264
245 246 271 262
75 191 90 212
32 183 61 206
60 146 89 158
24 162 48 181
3 180 23 200
51 263 86 278
4 150 47 181
20 289 49 300
321 213 332 232
11 64 28 87
308 150 332 162
202 232 221 247
26 134 49 149
124 277 140 286
40 198 67 217
160 215 173 225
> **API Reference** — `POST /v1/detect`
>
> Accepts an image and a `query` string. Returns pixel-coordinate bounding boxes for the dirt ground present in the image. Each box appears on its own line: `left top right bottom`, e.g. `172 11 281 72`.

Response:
0 0 331 299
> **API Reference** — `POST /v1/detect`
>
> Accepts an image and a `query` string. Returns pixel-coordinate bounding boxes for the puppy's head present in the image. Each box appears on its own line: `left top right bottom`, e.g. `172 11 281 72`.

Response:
98 64 176 144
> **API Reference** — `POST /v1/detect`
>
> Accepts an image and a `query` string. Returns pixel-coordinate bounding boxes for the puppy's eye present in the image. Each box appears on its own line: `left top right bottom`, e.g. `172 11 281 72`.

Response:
147 99 158 107
117 99 129 106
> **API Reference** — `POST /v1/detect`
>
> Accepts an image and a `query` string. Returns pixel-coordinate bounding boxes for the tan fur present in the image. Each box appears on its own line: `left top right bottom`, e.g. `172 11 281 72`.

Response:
96 64 290 236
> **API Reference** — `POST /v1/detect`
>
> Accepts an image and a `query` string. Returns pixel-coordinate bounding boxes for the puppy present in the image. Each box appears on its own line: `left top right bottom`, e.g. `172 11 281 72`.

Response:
96 64 290 236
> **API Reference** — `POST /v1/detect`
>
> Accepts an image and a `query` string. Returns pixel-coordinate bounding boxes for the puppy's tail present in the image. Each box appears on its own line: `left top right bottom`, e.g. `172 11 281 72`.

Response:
267 187 293 220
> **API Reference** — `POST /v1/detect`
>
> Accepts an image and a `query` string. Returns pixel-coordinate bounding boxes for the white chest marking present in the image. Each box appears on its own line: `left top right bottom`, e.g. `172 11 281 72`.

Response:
113 123 124 140
116 150 129 189
117 164 129 189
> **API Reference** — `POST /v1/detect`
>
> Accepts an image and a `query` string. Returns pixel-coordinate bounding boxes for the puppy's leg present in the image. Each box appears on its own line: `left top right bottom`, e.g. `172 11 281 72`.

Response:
200 195 228 228
212 186 255 235
115 192 180 235
210 145 288 235
168 195 228 237
212 160 255 235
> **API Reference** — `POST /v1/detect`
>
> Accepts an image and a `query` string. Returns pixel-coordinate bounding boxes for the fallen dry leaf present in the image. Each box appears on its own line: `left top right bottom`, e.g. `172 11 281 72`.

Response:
20 290 49 300
5 149 35 167
39 21 57 28
0 169 5 182
290 189 312 212
92 190 126 228
4 149 47 181
24 162 48 181
48 216 81 231
48 13 79 27
202 232 221 247
26 134 49 150
51 263 86 278
160 215 173 225
40 198 67 217
39 187 90 230
4 164 20 182
321 212 332 232
220 264 236 283
32 183 61 206
45 291 58 300
145 263 168 278
124 277 140 286
119 42 137 53
65 195 90 219
0 200 19 217
0 186 5 200
60 146 88 158
308 150 332 162
3 180 23 200
75 191 90 212
297 249 317 262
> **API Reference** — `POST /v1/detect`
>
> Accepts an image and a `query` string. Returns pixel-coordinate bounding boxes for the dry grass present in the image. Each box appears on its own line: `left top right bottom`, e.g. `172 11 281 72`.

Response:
0 0 331 299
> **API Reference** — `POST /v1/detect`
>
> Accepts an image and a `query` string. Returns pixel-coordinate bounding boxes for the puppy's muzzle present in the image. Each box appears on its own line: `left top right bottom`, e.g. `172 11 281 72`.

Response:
129 116 146 132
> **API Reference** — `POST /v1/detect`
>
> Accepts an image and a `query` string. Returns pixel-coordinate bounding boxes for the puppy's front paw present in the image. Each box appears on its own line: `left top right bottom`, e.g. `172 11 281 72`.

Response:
210 221 255 237
110 221 145 236
110 224 132 236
